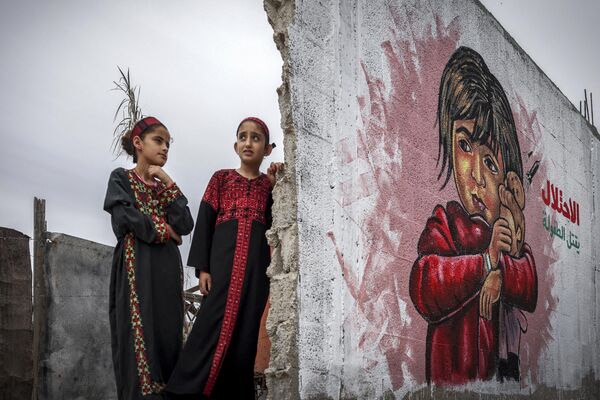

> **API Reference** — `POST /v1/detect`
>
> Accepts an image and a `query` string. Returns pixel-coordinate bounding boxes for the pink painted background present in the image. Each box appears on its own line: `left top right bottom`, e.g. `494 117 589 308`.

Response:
331 12 557 389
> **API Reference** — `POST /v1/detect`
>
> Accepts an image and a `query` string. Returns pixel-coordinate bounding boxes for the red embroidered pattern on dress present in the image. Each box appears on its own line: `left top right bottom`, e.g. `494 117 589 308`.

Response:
124 169 178 394
202 170 272 397
202 170 225 211
124 234 166 395
158 182 182 207
128 170 172 243
151 214 170 243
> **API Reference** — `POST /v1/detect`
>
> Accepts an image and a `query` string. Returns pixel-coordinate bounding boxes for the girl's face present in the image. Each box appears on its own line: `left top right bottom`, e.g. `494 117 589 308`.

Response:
134 126 171 166
234 121 271 166
452 119 504 225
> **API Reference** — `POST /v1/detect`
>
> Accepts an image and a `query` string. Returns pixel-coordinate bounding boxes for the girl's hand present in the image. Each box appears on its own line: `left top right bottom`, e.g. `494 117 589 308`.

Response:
148 165 174 186
499 183 526 255
166 224 182 245
488 217 512 268
199 272 212 296
267 162 284 186
480 270 502 320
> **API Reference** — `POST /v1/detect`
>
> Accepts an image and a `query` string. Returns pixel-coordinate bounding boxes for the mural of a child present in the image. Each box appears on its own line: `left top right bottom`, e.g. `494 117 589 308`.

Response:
409 46 538 385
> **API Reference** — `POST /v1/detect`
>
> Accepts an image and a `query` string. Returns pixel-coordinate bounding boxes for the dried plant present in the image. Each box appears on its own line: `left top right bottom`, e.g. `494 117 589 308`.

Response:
111 67 144 155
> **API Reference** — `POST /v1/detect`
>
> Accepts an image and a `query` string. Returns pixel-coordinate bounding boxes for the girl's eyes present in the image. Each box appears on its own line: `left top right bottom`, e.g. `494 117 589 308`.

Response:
483 155 499 173
239 134 261 141
458 139 472 153
152 137 170 148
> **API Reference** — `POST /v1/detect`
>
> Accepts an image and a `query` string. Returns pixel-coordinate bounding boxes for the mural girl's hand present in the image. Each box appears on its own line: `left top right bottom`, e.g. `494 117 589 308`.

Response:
499 181 526 255
480 270 502 320
489 217 512 268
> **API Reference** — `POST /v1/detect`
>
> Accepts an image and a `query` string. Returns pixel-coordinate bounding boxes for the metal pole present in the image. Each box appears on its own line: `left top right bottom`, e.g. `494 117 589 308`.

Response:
584 89 589 121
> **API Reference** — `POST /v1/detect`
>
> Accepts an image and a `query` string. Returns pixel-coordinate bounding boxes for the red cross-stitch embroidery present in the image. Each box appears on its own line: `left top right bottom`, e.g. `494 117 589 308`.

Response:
202 170 272 396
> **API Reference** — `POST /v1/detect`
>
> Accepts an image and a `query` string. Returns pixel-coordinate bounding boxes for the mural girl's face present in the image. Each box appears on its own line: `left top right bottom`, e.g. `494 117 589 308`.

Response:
452 119 505 225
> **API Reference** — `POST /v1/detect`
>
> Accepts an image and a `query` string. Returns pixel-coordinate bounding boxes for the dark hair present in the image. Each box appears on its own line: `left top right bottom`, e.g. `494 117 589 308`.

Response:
120 124 164 163
437 46 522 189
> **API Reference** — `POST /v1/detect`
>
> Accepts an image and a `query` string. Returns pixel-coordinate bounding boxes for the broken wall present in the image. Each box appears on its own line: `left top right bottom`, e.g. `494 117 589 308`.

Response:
39 233 115 400
265 0 600 398
0 227 33 399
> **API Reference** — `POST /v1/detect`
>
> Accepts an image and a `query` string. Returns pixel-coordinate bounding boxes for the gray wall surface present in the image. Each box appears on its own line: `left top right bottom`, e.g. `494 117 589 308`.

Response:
39 233 115 400
265 0 600 398
0 227 33 400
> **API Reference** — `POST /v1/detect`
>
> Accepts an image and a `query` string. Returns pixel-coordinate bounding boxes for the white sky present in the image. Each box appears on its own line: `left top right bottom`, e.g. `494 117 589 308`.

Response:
479 0 600 118
1 1 598 269
0 1 283 260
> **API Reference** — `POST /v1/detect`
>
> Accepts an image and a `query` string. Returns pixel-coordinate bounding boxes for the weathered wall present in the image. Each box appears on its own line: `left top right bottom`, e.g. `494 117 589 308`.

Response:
266 0 600 398
264 1 301 399
0 227 33 399
39 233 115 400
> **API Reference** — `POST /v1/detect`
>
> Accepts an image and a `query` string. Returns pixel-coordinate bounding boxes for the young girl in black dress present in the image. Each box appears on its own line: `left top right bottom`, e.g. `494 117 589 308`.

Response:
166 117 282 399
104 116 194 399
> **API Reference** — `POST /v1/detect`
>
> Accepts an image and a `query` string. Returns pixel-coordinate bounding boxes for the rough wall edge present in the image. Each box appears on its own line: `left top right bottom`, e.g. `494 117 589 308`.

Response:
263 1 300 399
46 232 113 252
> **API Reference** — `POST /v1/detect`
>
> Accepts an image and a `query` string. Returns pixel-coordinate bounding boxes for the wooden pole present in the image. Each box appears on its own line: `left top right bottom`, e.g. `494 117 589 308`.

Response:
31 198 47 400
591 92 594 126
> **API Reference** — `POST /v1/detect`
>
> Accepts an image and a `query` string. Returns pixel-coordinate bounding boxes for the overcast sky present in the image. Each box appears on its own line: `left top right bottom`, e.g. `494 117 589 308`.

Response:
0 1 283 255
1 1 598 273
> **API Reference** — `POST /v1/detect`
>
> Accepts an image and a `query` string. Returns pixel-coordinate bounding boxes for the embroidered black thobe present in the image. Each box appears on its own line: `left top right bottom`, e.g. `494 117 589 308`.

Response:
166 169 272 399
104 168 194 399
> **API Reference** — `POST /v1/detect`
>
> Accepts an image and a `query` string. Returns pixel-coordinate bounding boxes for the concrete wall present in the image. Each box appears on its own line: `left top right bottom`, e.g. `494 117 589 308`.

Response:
0 227 33 399
265 0 600 398
39 233 115 400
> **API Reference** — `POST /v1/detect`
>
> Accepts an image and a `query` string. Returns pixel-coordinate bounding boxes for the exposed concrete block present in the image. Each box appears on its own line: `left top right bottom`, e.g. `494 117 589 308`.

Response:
264 0 301 398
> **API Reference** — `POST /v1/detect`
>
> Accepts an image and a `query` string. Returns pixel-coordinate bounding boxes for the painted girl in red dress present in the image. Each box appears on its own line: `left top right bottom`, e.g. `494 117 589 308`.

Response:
409 47 537 385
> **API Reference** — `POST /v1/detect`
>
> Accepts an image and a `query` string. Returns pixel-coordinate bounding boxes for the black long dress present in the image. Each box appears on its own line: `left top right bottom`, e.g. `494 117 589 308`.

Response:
104 168 194 399
165 169 272 400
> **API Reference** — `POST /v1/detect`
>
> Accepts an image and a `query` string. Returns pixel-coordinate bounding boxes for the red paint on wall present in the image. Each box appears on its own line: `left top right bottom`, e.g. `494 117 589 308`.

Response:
512 96 558 385
332 12 556 388
332 14 461 388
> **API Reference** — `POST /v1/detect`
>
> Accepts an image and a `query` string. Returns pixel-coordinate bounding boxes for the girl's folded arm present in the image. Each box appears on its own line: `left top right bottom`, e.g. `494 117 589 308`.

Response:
410 254 485 323
104 169 162 244
499 243 537 312
159 183 194 236
410 205 485 323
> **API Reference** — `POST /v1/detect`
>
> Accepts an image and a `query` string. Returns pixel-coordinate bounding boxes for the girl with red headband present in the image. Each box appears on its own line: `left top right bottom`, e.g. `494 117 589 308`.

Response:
104 116 194 399
166 117 282 399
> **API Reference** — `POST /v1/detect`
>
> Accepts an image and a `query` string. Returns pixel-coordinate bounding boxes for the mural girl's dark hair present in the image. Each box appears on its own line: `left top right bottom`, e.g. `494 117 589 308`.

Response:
437 46 523 189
